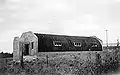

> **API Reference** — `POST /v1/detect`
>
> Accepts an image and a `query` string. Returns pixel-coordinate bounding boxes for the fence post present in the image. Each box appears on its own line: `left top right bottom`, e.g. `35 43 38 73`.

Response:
46 55 49 67
20 51 23 69
20 42 24 69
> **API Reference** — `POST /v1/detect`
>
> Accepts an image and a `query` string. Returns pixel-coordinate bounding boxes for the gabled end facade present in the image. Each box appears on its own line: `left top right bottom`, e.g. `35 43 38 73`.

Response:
13 31 38 61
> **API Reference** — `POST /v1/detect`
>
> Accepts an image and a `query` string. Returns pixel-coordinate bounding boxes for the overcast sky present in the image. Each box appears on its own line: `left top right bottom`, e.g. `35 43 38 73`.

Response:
0 0 120 53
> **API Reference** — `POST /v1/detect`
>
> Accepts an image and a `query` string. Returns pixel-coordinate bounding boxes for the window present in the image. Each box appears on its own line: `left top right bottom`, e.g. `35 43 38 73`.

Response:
91 44 98 47
53 41 62 46
31 42 34 49
74 42 81 47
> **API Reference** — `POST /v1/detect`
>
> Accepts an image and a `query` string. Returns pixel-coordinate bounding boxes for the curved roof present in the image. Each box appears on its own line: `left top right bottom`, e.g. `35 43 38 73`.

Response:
34 33 101 44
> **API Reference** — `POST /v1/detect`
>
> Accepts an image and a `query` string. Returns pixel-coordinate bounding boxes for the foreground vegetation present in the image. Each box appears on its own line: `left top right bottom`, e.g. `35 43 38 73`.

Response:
0 52 13 58
0 48 120 75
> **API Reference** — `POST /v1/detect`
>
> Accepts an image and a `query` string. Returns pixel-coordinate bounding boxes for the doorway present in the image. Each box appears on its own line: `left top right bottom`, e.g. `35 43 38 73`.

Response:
24 44 29 55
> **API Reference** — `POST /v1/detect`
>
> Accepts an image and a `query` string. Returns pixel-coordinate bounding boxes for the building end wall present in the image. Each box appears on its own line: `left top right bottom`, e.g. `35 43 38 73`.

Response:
13 37 20 61
20 31 38 56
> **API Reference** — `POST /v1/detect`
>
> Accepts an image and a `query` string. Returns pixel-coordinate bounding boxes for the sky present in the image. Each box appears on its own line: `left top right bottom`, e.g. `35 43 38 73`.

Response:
0 0 120 53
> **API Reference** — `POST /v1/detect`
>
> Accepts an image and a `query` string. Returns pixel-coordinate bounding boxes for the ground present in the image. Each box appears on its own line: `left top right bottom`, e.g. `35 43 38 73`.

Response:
0 49 120 75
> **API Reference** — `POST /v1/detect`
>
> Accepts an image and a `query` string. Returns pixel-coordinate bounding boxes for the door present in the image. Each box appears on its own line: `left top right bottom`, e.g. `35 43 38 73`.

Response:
24 44 29 55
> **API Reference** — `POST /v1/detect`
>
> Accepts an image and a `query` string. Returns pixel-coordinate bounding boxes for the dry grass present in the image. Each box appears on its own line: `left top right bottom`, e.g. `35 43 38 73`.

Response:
1 49 120 75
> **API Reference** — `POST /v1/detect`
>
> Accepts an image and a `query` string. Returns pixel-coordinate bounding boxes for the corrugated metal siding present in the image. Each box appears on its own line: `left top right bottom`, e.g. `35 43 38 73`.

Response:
34 33 102 52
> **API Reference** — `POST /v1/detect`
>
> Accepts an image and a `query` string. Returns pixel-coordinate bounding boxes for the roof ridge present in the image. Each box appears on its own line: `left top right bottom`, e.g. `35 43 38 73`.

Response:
34 33 90 38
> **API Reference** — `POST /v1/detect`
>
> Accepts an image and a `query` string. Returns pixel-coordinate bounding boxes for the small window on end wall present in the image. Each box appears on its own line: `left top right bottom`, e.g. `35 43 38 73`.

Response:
53 41 62 46
31 42 34 49
74 42 81 47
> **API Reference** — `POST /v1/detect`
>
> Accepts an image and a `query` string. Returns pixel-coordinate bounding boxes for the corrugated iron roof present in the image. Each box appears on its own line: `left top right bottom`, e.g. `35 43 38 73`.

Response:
34 33 100 44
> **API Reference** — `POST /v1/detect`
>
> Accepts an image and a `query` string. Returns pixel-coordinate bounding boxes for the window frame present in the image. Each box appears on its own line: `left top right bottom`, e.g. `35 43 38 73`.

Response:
91 43 98 47
53 41 62 47
74 42 82 47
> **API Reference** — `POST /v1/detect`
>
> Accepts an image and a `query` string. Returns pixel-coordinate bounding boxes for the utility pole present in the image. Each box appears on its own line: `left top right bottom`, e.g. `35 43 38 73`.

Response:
105 30 108 48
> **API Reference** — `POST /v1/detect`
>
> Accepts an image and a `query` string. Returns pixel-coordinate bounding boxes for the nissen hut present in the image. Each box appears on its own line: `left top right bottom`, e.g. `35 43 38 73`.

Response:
13 31 103 61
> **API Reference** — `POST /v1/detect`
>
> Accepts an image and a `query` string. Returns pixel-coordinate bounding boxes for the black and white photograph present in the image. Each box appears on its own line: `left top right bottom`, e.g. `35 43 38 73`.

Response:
0 0 120 75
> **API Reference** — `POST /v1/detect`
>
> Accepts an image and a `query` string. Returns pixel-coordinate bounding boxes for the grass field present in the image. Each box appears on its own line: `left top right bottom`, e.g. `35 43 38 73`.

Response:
0 49 120 75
